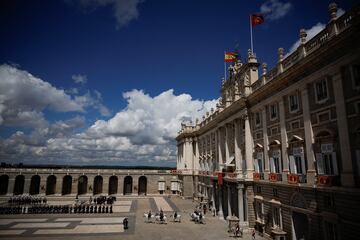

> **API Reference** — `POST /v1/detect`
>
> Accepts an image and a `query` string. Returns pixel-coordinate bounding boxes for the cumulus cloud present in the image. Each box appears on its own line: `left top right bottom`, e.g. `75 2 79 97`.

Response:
67 0 144 29
0 64 84 128
260 0 292 20
0 88 217 166
72 74 87 84
0 65 111 128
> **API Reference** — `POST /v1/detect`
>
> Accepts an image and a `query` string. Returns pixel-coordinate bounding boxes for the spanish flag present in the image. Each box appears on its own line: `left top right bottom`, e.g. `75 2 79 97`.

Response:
224 52 237 62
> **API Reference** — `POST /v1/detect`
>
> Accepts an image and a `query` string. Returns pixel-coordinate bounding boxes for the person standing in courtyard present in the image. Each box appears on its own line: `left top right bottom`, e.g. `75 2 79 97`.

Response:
252 229 256 240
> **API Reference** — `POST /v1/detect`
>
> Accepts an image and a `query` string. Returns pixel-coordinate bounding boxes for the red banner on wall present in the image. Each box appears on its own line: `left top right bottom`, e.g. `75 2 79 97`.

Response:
217 172 223 185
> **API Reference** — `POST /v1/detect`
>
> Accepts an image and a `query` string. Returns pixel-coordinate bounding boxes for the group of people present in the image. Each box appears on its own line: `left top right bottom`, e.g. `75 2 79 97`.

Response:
8 195 47 205
88 195 116 205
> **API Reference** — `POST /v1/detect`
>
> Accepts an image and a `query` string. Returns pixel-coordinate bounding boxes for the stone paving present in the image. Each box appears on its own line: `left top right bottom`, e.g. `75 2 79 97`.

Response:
0 196 265 240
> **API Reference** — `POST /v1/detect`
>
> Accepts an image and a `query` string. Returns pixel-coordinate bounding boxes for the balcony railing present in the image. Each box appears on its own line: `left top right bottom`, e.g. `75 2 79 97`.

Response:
225 172 238 179
287 173 307 184
269 173 282 182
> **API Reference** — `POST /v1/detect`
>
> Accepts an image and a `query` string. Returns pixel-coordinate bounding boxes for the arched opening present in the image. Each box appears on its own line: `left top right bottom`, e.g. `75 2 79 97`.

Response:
123 176 133 195
62 175 72 195
29 175 40 195
138 176 147 195
14 175 25 195
108 176 118 195
78 175 88 195
93 176 103 195
0 175 9 195
46 175 57 195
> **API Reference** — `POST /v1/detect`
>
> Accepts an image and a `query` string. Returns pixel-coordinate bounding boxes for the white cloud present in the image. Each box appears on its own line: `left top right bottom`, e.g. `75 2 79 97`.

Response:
0 65 84 128
287 22 326 54
0 65 111 128
260 0 292 20
67 0 144 29
0 88 216 166
72 74 87 84
286 8 345 56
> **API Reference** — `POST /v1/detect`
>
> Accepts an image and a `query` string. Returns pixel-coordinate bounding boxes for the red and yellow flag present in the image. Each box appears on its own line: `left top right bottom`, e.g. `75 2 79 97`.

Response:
224 52 237 62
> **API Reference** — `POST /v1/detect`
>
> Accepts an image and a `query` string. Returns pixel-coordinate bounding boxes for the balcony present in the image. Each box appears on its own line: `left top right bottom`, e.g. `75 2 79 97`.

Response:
287 174 307 184
269 173 282 182
225 172 238 179
317 175 340 186
253 172 265 181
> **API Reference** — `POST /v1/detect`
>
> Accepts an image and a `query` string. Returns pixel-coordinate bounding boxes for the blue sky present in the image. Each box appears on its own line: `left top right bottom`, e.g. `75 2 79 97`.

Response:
0 0 355 166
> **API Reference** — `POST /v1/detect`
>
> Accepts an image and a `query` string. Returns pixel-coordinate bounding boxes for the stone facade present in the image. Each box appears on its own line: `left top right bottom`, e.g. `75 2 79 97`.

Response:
0 167 179 197
176 3 360 240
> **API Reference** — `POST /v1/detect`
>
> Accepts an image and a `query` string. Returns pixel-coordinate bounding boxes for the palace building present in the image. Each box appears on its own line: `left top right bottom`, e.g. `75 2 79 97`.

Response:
176 3 360 240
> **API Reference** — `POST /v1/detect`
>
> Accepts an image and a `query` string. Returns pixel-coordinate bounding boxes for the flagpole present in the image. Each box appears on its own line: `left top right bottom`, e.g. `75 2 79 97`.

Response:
224 51 227 80
250 15 254 53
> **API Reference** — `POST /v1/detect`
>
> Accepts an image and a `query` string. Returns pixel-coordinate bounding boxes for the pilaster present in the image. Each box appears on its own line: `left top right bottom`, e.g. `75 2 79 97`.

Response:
278 100 289 181
301 88 316 185
333 73 355 186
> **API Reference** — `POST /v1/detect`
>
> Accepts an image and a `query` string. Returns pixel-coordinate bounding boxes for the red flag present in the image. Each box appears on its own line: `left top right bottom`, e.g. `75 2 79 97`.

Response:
251 13 264 27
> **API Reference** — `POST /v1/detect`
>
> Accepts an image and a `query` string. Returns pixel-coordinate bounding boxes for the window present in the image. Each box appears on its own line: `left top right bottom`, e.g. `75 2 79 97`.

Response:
272 207 281 228
255 112 261 126
270 104 278 120
273 188 278 197
316 144 338 175
158 181 165 191
324 194 334 209
254 152 264 173
255 201 263 221
270 150 281 173
289 93 299 112
351 65 360 89
289 147 305 174
256 186 261 193
324 221 338 240
315 78 328 103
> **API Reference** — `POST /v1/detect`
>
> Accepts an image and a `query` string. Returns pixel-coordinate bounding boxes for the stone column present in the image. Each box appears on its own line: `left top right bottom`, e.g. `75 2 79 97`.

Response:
237 184 245 222
7 177 15 196
218 184 224 219
301 88 316 185
234 119 243 174
244 113 254 178
279 100 289 181
195 138 200 172
262 108 270 178
225 124 230 163
186 138 193 170
218 128 223 166
333 73 354 186
227 184 232 218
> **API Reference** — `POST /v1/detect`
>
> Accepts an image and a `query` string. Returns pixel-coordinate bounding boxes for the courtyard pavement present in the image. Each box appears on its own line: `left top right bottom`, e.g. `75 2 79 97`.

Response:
0 196 265 240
